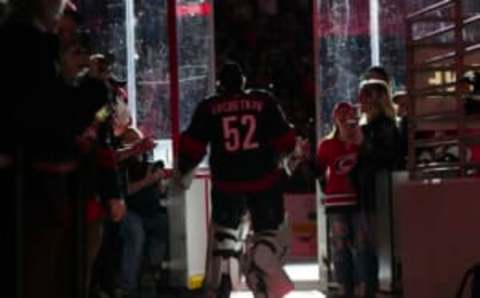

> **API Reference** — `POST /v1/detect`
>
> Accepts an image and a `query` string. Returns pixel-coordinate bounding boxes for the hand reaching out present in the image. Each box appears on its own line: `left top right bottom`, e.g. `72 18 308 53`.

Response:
132 137 156 156
117 136 157 162
145 166 167 184
167 170 194 196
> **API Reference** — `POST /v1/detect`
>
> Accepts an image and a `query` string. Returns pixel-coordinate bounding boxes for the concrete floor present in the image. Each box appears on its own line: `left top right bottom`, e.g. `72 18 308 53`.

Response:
147 263 401 298
231 263 324 297
230 263 401 298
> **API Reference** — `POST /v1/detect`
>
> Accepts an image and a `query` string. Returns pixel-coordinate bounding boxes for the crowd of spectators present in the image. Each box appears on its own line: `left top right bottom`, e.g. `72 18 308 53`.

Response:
1 1 169 298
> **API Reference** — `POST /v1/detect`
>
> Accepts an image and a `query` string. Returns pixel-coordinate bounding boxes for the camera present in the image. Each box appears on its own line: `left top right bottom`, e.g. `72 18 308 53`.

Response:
142 149 165 170
149 160 165 171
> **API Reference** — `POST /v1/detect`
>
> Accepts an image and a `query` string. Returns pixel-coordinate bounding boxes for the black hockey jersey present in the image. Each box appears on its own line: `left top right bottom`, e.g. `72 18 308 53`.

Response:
179 89 295 193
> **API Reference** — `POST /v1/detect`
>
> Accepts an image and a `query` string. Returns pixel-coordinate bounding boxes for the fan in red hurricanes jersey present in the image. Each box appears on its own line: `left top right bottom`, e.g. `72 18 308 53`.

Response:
316 101 366 297
176 62 295 298
317 102 361 207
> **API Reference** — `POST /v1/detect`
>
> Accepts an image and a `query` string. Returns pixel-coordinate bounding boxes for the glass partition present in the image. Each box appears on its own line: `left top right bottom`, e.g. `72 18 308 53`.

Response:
133 0 170 140
314 0 407 135
79 0 215 168
314 0 372 135
177 0 215 132
378 0 406 91
176 0 215 168
78 0 128 81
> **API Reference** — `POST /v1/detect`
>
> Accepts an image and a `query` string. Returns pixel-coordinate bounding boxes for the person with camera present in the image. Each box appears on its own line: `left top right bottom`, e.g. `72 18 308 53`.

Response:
316 102 365 298
1 1 126 298
350 79 401 297
57 7 132 298
115 127 168 298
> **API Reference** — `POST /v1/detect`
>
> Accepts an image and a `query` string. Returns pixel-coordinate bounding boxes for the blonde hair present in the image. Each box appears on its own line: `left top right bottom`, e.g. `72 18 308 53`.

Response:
325 124 338 140
359 79 396 122
325 101 354 140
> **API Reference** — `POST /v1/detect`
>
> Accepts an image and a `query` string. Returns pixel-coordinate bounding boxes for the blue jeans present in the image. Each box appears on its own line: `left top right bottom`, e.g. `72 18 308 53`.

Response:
328 208 378 297
118 210 168 291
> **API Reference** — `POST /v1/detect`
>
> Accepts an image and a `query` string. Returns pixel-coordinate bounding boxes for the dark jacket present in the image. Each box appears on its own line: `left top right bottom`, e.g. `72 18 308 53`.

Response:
350 115 401 212
397 116 408 170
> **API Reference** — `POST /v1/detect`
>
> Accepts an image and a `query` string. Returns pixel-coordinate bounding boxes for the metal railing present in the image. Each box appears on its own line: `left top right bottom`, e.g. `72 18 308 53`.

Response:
405 0 480 180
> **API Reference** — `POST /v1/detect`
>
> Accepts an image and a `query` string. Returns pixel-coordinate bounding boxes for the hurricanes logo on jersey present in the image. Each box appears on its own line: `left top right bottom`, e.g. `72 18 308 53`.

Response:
333 153 357 175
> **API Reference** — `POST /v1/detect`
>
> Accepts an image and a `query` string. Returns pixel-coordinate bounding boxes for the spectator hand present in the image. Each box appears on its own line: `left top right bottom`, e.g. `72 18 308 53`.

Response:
107 198 126 222
132 137 156 156
167 170 194 196
280 136 310 176
146 164 165 181
293 136 309 160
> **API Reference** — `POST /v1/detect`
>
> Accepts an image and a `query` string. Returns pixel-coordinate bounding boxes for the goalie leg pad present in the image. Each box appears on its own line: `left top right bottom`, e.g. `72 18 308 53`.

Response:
245 230 294 298
205 225 243 292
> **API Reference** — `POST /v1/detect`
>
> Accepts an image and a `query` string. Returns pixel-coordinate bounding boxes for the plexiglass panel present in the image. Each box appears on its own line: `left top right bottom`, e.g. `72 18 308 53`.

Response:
79 0 215 167
133 0 170 140
78 0 127 81
78 0 170 139
176 0 215 131
314 0 407 134
379 0 406 91
314 0 371 134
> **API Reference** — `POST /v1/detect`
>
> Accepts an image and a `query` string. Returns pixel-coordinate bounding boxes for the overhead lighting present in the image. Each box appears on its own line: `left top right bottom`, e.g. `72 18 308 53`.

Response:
177 2 212 17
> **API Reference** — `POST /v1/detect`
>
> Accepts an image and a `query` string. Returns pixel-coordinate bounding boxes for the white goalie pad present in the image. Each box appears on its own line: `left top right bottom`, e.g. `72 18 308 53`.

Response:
204 224 245 292
245 229 294 298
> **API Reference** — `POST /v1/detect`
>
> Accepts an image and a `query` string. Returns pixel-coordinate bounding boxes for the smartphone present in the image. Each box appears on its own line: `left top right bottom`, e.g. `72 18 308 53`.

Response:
152 160 165 170
346 118 358 128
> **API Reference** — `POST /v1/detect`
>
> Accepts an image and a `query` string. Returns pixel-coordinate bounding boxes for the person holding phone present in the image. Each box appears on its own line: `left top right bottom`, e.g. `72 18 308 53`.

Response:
317 102 365 297
115 127 168 298
350 79 401 297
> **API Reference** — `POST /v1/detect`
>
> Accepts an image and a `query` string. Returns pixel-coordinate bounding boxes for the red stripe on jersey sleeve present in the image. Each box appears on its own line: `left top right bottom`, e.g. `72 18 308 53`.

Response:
96 147 118 169
271 129 296 154
180 134 207 161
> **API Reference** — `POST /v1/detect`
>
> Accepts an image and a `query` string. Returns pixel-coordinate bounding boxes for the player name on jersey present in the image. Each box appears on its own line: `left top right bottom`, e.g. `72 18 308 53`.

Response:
211 98 264 115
